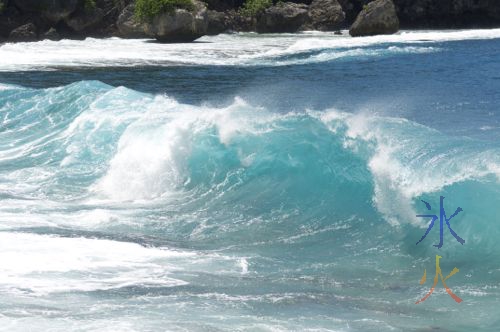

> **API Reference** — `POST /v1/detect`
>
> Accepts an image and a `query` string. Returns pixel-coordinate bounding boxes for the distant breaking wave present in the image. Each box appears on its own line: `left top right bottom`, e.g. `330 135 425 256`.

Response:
1 29 500 70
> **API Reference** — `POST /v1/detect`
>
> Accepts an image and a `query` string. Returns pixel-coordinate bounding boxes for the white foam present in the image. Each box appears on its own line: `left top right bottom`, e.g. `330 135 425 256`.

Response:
93 96 276 201
273 46 439 66
286 28 500 52
0 232 247 295
0 83 19 90
1 29 499 71
318 110 500 226
60 86 148 167
0 232 191 295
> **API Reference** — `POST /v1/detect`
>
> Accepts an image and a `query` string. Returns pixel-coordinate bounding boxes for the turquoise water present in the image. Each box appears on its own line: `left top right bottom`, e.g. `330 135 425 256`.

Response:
0 31 499 331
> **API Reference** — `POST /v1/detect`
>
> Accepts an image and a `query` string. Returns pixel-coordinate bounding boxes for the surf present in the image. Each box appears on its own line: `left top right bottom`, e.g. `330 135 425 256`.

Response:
1 81 499 260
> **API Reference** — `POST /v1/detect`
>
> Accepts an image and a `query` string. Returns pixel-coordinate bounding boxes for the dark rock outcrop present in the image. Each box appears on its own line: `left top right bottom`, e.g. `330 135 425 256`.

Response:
114 0 135 12
337 0 359 23
2 0 500 43
204 0 242 12
307 0 346 31
0 6 26 39
394 0 500 28
227 9 256 32
116 3 148 38
12 0 79 24
144 0 209 42
65 6 105 32
42 27 61 40
256 2 308 33
8 22 37 41
349 0 399 36
207 10 229 35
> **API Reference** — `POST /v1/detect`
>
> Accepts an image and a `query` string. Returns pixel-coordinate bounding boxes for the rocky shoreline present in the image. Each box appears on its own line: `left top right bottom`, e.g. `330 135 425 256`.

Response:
1 0 500 43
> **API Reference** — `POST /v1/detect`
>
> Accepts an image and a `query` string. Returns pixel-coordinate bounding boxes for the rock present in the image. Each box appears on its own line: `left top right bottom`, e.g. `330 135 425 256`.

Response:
117 3 148 38
0 6 24 39
307 0 346 31
227 9 256 32
42 27 61 40
393 0 500 27
65 6 105 32
491 7 500 20
114 0 135 12
144 0 208 42
349 0 399 36
204 0 236 12
337 0 357 20
8 22 38 41
12 0 79 24
256 2 308 33
93 0 130 37
207 10 228 35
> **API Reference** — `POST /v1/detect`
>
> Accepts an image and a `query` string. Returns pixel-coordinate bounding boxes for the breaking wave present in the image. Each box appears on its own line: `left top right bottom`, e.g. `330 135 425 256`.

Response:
1 29 500 70
1 81 499 262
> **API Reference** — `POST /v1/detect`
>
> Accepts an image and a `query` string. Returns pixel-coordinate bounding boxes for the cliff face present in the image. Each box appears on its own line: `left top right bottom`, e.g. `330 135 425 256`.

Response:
394 0 500 28
337 0 500 28
0 0 133 41
1 0 500 42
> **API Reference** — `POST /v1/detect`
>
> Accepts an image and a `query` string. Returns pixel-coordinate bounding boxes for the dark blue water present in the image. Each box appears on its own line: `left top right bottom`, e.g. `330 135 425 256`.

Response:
2 38 500 140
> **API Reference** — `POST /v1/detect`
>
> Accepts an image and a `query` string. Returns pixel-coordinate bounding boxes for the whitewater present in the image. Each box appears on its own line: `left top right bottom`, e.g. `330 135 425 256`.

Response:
1 30 500 331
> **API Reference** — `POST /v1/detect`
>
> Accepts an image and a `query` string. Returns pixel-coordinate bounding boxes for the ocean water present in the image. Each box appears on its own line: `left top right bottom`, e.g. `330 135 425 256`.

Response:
0 30 500 331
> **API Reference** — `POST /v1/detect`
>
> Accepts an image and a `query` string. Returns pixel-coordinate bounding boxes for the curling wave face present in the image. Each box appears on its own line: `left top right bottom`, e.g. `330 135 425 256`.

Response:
1 81 499 253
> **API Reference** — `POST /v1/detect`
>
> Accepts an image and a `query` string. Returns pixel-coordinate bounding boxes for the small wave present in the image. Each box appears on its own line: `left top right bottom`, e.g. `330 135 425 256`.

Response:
286 28 500 53
270 46 439 66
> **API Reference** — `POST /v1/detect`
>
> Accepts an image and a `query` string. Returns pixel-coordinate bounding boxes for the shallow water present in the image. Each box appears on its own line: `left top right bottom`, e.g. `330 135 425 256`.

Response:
0 30 499 331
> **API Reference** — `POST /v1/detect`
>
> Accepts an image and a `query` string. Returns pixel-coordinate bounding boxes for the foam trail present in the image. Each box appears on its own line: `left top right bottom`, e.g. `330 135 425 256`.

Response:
285 28 500 52
0 232 190 295
0 232 247 295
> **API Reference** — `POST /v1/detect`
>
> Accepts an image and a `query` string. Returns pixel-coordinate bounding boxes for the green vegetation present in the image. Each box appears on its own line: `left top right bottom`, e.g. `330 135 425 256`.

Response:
239 0 272 17
0 0 5 14
84 0 96 11
135 0 195 22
